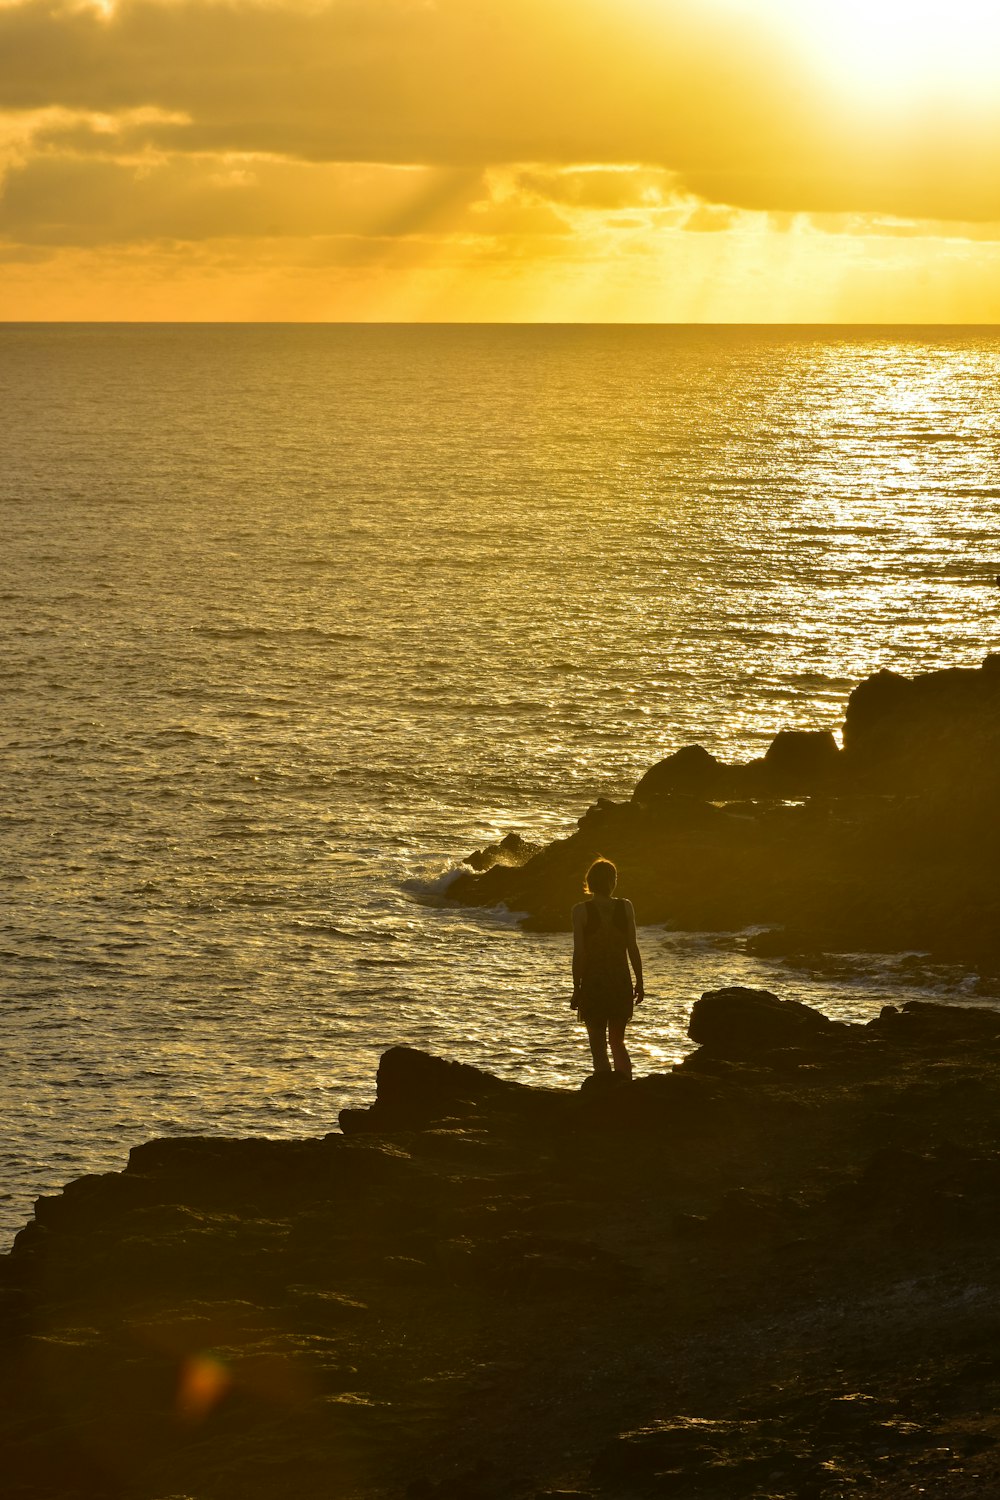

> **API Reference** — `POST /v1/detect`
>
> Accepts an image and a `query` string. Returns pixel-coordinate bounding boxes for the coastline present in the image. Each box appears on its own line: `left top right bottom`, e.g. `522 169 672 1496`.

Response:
5 988 1000 1498
451 656 1000 972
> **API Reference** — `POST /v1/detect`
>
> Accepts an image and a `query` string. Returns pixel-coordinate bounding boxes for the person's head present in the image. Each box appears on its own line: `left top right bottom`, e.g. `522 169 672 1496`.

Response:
585 858 617 897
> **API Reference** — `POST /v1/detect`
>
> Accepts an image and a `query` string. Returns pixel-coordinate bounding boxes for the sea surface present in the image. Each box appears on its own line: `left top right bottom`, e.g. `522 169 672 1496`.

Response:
3 323 1000 1246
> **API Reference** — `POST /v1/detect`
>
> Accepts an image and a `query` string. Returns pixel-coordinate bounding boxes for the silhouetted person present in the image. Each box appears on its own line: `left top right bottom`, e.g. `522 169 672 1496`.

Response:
571 858 644 1078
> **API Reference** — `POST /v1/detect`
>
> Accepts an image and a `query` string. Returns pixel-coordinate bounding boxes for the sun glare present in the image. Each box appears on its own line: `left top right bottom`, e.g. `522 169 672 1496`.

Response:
727 0 1000 99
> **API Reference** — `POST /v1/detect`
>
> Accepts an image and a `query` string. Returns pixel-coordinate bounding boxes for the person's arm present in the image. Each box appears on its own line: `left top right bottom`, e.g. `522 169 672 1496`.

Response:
571 903 585 1007
624 899 644 1002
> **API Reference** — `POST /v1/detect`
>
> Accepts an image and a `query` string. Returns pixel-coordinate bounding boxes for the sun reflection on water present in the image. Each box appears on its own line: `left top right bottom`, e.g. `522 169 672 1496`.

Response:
3 324 1000 1244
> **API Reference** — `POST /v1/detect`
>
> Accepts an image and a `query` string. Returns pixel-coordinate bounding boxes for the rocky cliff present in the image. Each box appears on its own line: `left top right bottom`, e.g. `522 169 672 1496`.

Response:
451 657 1000 965
5 990 1000 1498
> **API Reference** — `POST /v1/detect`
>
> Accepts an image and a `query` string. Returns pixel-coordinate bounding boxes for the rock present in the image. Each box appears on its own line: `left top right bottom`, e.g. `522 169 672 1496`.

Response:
339 1045 567 1133
8 1002 1000 1498
761 728 841 791
447 656 1000 968
842 658 1000 792
743 927 821 958
687 986 847 1053
830 1142 1000 1235
578 1071 632 1098
590 1416 822 1496
464 832 542 872
634 732 841 805
633 744 728 800
869 999 1000 1046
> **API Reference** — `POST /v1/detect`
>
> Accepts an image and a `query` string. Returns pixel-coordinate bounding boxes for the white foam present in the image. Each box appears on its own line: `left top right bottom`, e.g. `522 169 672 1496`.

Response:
405 864 470 899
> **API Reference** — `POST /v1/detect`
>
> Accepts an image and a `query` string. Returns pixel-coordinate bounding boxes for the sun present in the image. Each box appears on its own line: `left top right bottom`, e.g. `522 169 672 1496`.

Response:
724 0 1000 100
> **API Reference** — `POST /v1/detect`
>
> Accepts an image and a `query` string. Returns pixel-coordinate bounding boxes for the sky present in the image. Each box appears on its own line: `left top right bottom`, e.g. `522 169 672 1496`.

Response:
3 0 1000 320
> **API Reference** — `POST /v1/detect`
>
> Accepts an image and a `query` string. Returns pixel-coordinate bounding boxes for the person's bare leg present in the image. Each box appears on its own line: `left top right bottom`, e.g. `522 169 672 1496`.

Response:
609 1021 632 1078
586 1021 612 1073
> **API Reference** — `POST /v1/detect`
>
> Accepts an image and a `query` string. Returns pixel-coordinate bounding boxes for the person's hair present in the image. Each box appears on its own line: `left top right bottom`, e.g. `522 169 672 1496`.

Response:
585 858 618 897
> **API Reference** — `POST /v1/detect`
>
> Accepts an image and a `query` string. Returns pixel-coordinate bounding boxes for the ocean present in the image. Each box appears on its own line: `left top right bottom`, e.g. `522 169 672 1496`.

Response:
3 322 1000 1245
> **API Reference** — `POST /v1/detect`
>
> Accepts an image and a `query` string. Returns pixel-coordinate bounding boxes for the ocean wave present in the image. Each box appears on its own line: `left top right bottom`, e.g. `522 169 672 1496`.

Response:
138 727 221 743
191 625 365 643
789 672 854 688
405 866 469 899
290 921 400 943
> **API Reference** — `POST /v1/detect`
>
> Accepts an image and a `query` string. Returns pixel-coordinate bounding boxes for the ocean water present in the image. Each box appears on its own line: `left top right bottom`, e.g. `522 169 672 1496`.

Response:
3 323 1000 1245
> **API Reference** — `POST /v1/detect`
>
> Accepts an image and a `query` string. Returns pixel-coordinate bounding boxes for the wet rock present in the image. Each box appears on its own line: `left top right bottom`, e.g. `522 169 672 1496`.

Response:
868 999 1000 1046
464 832 542 872
743 927 825 959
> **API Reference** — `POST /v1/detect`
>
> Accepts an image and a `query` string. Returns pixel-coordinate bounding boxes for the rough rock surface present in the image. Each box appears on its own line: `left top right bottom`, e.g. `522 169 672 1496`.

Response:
447 657 1000 965
6 990 1000 1498
463 832 542 873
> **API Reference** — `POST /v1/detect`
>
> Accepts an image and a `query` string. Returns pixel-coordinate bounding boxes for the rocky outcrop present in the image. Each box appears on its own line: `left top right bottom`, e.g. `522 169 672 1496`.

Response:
632 729 843 803
6 992 1000 1497
843 654 1000 792
462 831 542 872
447 656 1000 966
686 984 849 1053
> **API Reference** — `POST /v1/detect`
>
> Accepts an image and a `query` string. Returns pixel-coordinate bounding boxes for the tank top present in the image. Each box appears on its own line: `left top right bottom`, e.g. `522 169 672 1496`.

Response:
580 898 631 1001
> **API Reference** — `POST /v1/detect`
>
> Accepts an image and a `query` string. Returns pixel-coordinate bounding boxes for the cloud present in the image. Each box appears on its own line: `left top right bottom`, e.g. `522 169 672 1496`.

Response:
3 0 1000 226
5 0 1000 325
493 166 683 214
0 132 577 248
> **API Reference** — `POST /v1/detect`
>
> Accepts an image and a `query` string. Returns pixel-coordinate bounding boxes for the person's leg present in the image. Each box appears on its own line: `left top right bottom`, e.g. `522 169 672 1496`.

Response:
586 1020 612 1073
608 1021 632 1078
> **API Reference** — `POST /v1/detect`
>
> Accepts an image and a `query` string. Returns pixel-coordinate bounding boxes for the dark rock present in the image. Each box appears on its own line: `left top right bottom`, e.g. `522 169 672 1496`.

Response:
842 659 1000 792
405 1461 498 1499
339 1045 567 1133
464 831 541 872
743 927 823 958
762 728 841 791
868 999 1000 1046
634 732 841 805
10 1003 1000 1499
590 1415 826 1496
578 1071 632 1098
577 1070 731 1138
576 796 630 831
687 986 847 1054
830 1141 1000 1234
447 656 1000 969
633 744 728 800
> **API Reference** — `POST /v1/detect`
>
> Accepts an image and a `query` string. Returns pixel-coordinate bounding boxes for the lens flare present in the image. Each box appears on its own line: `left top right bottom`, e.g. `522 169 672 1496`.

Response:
177 1352 232 1423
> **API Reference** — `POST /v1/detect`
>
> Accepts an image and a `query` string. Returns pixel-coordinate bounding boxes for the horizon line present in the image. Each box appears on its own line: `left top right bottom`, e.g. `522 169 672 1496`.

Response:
3 319 1000 330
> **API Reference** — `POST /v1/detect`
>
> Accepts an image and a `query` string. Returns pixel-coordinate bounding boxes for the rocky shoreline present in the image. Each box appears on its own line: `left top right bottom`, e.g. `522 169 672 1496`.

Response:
5 988 1000 1498
450 656 1000 969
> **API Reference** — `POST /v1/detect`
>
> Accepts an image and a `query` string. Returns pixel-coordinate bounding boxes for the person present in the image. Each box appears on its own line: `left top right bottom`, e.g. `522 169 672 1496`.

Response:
571 857 644 1078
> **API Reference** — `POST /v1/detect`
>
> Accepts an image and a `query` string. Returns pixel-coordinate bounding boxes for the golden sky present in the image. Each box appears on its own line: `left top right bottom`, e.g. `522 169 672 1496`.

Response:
3 0 1000 320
